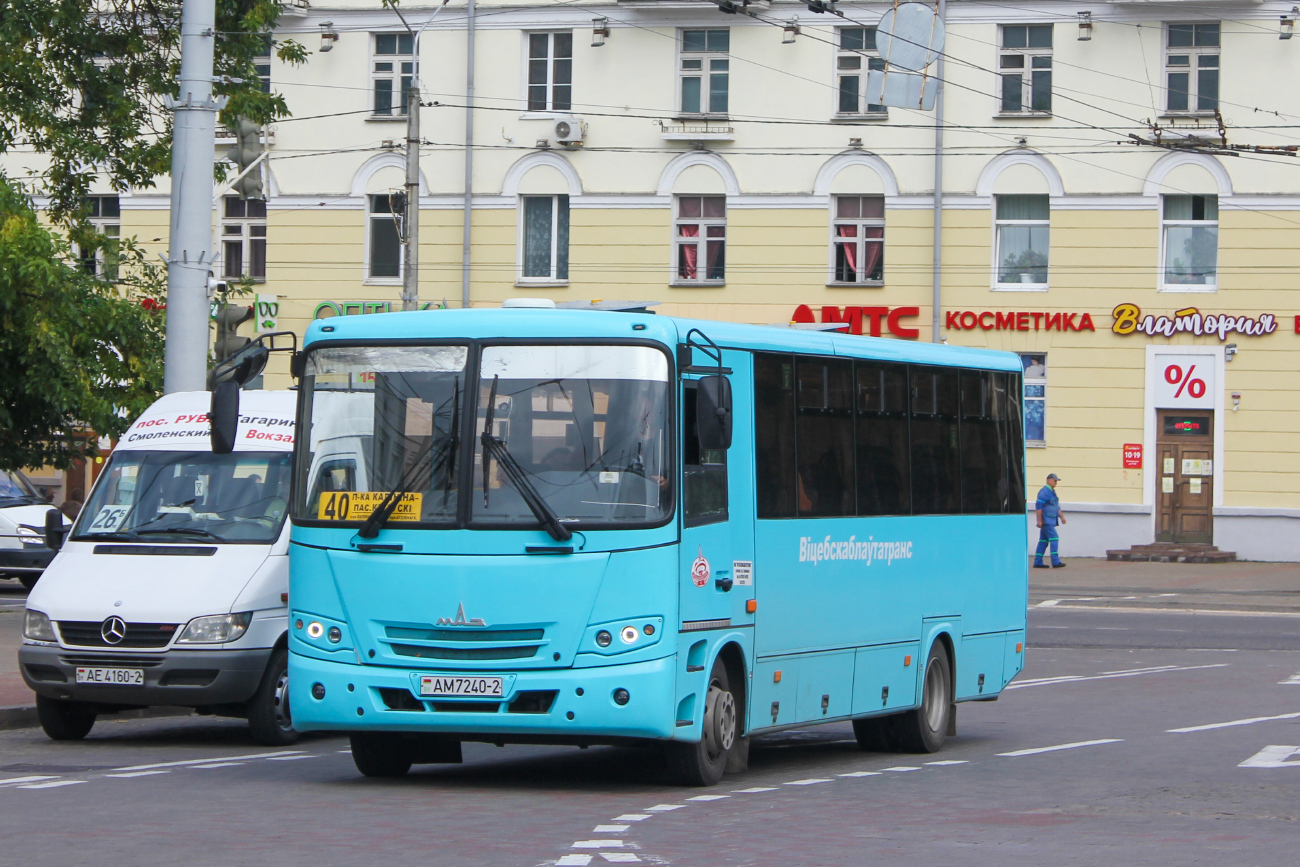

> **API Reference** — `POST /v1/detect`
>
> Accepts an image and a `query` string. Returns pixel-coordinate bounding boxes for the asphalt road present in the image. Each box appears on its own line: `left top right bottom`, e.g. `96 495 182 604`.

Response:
2 605 1298 866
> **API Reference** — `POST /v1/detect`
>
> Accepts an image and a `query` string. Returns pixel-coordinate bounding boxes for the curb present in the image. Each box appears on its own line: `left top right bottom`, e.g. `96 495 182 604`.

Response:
0 705 193 732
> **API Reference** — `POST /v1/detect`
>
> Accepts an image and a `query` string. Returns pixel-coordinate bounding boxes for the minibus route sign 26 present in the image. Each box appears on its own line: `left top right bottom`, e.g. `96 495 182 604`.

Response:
317 491 422 522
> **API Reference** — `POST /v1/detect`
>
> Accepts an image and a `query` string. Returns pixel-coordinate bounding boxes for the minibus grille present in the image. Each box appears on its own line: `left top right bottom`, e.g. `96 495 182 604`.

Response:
389 643 540 661
57 622 177 648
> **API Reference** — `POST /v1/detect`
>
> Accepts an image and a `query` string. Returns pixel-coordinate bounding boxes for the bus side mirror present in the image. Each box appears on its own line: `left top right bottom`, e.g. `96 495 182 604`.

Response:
696 375 733 451
210 380 241 455
44 509 66 551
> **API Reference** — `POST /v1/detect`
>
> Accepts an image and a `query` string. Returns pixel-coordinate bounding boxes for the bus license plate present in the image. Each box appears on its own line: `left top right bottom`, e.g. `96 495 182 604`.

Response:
75 667 144 685
419 676 503 698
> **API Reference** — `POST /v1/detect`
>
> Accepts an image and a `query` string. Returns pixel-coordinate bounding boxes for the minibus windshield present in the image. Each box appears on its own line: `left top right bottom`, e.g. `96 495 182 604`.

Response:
73 451 292 544
0 470 44 506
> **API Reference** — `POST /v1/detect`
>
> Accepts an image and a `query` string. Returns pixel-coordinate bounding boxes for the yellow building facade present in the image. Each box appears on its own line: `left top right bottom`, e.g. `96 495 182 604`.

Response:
15 1 1300 558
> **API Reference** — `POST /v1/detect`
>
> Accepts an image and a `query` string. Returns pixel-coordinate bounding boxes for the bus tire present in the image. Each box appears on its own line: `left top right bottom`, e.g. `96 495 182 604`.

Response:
894 642 952 753
664 657 736 786
36 695 96 741
350 733 413 778
247 648 298 747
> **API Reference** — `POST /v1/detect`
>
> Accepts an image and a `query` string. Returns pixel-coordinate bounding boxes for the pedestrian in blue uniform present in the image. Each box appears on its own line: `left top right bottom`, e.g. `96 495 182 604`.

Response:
1034 473 1066 568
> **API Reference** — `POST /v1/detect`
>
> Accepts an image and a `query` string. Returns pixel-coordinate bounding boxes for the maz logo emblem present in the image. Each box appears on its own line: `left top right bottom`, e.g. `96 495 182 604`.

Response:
437 603 486 627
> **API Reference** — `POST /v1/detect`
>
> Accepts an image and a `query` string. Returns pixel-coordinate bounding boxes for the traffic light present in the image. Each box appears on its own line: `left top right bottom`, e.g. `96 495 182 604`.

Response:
226 118 264 201
214 302 254 361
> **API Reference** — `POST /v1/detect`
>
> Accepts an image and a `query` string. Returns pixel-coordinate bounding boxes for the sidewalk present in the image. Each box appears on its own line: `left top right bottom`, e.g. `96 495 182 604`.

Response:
1030 557 1300 614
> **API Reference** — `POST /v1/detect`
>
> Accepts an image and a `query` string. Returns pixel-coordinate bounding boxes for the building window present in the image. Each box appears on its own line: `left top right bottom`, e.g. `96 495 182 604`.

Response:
831 195 884 284
837 28 886 116
679 29 729 116
999 24 1052 113
675 196 725 284
527 32 572 112
1162 194 1217 289
222 197 267 281
255 35 272 93
995 194 1049 287
372 33 413 117
520 195 569 281
1167 23 1218 113
1020 354 1046 446
368 194 401 279
79 195 120 281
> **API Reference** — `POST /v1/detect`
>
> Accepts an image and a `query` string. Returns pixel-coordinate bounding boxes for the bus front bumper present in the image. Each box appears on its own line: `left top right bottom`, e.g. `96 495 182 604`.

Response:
289 652 681 742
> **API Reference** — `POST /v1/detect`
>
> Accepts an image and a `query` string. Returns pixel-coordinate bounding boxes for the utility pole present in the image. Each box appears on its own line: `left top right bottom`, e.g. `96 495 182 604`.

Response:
931 0 946 344
394 0 451 312
163 0 224 393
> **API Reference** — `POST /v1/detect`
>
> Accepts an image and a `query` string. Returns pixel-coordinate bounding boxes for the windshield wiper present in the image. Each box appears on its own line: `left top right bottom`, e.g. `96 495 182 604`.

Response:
480 375 571 542
134 526 225 542
357 428 458 539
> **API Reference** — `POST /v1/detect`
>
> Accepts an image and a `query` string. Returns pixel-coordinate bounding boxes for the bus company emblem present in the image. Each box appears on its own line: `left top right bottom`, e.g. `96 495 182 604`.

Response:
437 603 487 627
691 548 711 588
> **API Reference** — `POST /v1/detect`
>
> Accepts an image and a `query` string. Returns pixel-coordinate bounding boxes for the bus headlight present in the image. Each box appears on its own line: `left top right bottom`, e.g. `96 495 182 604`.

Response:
24 609 56 642
177 612 252 644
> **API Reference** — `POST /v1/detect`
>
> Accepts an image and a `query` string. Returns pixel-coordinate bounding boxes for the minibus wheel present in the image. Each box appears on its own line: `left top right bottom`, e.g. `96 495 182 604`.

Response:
350 733 413 778
18 573 38 590
894 643 952 753
36 695 96 741
248 649 299 746
665 657 736 786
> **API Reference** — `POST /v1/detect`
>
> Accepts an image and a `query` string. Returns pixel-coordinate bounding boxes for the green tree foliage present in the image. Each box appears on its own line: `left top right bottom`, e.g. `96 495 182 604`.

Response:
0 0 307 469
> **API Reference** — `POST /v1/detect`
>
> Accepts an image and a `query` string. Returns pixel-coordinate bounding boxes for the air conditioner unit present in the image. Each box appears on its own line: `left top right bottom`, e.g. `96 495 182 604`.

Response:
554 117 585 146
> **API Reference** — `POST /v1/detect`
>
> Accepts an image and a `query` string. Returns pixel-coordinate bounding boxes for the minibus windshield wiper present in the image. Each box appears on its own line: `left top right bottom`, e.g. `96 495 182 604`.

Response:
480 375 572 543
134 526 225 542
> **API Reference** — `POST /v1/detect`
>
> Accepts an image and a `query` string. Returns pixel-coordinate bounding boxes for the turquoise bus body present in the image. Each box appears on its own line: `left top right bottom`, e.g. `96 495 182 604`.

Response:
287 308 1027 748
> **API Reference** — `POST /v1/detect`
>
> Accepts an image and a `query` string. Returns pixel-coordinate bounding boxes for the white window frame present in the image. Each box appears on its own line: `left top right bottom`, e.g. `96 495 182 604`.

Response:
998 24 1052 115
79 195 121 282
835 27 886 119
523 31 573 115
1159 193 1218 292
1020 353 1047 447
366 193 402 284
993 194 1050 291
255 35 272 94
678 29 729 117
1164 23 1219 116
516 194 569 285
672 195 726 286
221 196 267 283
371 32 413 119
828 195 885 286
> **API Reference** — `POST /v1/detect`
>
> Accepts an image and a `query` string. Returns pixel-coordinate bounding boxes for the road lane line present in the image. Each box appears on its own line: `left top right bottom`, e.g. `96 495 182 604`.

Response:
926 760 969 765
786 778 833 785
109 750 304 772
599 854 640 863
18 781 87 789
1279 673 1300 685
1167 711 1300 733
882 766 921 772
613 814 649 822
732 787 776 793
999 739 1123 757
104 771 170 778
1239 746 1300 768
644 804 685 812
838 771 881 777
556 856 592 866
191 762 244 769
572 840 623 849
685 794 728 801
593 825 629 833
266 755 317 761
1006 664 1229 690
0 776 60 786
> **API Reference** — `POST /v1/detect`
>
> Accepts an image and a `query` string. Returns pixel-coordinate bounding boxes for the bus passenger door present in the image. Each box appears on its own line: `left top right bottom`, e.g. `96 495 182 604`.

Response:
679 353 755 634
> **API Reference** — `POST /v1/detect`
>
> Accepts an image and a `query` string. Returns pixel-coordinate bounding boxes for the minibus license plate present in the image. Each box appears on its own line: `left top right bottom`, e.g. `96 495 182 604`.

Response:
76 667 144 685
419 676 503 698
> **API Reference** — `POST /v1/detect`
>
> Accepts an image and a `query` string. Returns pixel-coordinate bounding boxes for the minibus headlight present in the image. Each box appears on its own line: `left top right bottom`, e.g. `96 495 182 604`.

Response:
177 612 253 644
24 609 56 642
16 527 43 546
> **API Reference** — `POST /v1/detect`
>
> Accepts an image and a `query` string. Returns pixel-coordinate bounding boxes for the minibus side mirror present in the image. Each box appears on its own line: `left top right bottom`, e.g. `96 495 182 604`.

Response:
44 508 66 551
210 380 241 455
696 375 733 451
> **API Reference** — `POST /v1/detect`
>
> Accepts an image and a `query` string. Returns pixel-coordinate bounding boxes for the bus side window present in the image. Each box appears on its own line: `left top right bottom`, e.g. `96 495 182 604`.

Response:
684 381 728 526
754 354 796 518
910 366 961 515
855 361 910 516
795 357 855 517
1003 371 1026 514
960 370 1006 514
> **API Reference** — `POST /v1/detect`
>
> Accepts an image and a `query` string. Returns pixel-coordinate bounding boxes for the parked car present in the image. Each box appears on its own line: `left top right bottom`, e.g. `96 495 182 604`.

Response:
0 469 70 589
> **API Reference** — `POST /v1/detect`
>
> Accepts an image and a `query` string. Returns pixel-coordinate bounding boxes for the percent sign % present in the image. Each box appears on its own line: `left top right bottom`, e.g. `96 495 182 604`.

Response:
1164 363 1207 399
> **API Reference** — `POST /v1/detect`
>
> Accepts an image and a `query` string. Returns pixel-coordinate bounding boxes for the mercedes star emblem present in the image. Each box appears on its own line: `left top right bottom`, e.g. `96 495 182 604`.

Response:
101 616 127 645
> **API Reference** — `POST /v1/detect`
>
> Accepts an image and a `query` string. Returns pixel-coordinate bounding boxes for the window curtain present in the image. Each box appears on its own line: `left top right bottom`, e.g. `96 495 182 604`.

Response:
836 225 858 272
678 225 699 279
523 197 553 278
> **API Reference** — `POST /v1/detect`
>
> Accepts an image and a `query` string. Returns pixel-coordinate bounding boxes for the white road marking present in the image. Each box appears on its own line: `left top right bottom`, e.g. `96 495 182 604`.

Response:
191 762 244 769
556 856 592 866
18 780 87 789
110 750 304 772
613 814 650 822
645 804 684 812
572 840 623 849
838 771 881 777
999 739 1123 757
1167 711 1300 734
785 778 833 785
104 771 170 778
732 787 777 793
1007 663 1229 690
593 825 629 833
882 766 921 772
266 755 316 761
0 776 60 786
926 760 969 766
1239 746 1300 768
1279 673 1300 685
599 854 640 863
685 794 728 801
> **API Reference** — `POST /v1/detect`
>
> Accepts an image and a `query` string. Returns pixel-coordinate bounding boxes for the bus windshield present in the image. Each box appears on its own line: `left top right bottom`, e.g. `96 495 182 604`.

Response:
73 450 292 544
294 342 672 530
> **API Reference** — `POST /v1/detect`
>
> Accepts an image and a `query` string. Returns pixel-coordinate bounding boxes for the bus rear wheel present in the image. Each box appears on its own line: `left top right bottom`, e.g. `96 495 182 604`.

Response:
350 733 413 778
894 643 952 753
665 658 737 786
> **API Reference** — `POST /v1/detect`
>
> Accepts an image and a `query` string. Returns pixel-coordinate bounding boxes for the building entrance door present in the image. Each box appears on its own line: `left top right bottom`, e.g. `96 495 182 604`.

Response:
1155 410 1214 544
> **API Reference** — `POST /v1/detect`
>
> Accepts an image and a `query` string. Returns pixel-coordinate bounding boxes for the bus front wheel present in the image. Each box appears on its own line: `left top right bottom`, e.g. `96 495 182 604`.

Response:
665 658 737 786
895 642 952 753
350 733 414 778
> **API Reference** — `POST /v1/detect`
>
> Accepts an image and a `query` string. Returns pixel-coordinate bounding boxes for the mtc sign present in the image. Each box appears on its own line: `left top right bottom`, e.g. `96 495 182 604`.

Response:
791 305 920 338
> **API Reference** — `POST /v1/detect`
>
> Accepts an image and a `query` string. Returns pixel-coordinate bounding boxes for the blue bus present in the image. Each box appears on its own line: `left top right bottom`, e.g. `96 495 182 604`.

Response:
286 304 1027 785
